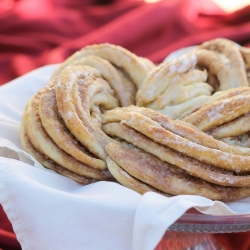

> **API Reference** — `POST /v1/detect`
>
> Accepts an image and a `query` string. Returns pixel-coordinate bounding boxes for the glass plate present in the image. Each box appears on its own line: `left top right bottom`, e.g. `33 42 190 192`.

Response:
155 209 250 249
169 208 250 233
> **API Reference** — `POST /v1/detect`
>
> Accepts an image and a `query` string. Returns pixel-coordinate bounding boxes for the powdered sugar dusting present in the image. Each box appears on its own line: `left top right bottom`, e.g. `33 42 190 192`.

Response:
67 111 73 119
154 69 163 79
64 95 70 103
78 79 85 85
210 174 224 183
56 80 61 87
146 84 157 99
171 75 180 83
116 50 131 62
168 65 178 76
167 53 197 76
207 99 229 122
225 176 235 184
209 174 235 185
177 57 189 73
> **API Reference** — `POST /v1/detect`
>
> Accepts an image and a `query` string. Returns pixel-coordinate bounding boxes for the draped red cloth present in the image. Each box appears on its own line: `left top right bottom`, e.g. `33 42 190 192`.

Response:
1 0 250 249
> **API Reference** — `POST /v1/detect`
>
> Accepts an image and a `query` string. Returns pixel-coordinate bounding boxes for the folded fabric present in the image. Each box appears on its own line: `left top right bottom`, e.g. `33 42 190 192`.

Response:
0 139 237 250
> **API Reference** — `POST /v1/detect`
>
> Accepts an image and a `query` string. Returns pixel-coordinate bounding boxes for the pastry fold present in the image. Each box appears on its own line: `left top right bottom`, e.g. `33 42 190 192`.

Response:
136 38 250 120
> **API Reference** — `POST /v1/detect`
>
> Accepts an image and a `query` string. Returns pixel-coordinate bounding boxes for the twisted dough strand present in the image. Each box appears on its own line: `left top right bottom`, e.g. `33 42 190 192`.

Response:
22 91 112 180
103 121 250 187
106 156 168 195
105 141 250 201
21 42 153 186
52 55 136 107
194 38 248 90
55 65 117 160
21 119 98 185
50 43 154 88
39 87 106 170
136 53 198 107
103 106 250 173
183 92 250 132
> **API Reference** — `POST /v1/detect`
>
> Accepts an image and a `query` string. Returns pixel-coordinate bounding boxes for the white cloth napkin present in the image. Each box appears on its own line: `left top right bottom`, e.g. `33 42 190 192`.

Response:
1 65 250 250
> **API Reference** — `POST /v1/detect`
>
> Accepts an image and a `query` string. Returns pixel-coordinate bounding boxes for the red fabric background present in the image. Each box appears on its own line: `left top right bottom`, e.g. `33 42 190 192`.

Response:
1 0 250 249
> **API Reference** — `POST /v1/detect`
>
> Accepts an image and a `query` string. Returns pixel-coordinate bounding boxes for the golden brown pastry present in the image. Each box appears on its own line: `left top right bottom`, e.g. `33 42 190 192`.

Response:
183 88 250 149
54 65 116 160
39 87 106 170
136 38 250 120
194 38 248 90
22 89 113 180
240 46 250 84
52 55 136 107
102 105 250 200
21 43 152 185
105 141 250 201
20 40 250 201
50 43 155 89
20 118 97 185
106 156 168 196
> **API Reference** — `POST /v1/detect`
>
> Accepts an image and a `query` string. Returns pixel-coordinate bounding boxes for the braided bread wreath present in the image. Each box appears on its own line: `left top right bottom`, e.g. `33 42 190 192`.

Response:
20 38 250 201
